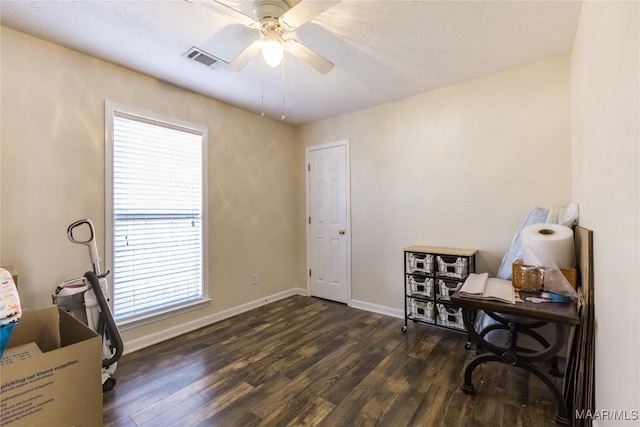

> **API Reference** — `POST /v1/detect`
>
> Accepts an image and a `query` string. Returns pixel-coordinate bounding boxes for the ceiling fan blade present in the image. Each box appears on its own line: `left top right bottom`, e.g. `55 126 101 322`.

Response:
225 39 262 71
186 0 259 28
279 0 341 31
283 38 334 74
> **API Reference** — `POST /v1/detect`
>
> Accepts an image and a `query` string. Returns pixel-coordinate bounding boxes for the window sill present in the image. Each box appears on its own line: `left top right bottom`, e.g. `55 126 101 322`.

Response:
116 298 212 331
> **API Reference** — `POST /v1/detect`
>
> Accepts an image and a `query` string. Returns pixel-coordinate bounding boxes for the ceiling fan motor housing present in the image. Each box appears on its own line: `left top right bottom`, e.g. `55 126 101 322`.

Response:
254 0 290 42
253 0 290 21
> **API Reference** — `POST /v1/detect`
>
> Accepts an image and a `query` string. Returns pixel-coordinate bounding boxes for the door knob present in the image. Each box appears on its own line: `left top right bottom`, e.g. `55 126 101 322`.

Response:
338 229 345 235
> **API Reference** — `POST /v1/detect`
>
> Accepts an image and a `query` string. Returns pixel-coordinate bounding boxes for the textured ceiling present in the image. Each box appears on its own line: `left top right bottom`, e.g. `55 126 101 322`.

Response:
0 0 582 126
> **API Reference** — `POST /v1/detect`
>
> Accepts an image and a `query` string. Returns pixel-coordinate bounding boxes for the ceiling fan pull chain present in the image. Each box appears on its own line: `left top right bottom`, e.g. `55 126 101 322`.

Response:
261 56 265 118
281 55 285 121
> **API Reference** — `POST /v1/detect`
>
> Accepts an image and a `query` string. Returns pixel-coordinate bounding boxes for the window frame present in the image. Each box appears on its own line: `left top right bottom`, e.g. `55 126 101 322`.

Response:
105 100 209 328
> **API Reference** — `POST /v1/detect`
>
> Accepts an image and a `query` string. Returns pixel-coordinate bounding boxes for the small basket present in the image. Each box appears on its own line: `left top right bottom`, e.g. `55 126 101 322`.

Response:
437 279 462 301
407 275 434 298
406 253 434 274
436 304 465 330
409 299 435 322
437 255 468 279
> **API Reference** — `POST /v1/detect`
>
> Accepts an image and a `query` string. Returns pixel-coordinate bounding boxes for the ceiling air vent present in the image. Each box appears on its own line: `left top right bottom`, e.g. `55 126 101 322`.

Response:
183 47 227 70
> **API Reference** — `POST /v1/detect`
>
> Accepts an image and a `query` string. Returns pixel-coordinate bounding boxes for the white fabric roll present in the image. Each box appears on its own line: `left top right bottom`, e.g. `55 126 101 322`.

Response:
522 223 575 269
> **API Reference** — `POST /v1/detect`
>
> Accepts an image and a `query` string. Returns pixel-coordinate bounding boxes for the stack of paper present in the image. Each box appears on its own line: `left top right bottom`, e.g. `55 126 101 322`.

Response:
459 272 516 304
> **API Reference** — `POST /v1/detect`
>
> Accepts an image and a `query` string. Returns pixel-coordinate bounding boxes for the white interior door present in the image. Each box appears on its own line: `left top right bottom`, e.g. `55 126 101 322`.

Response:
306 140 350 304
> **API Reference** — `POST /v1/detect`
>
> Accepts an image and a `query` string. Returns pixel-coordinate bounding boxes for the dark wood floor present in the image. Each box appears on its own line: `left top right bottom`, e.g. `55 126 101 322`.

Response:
103 295 562 426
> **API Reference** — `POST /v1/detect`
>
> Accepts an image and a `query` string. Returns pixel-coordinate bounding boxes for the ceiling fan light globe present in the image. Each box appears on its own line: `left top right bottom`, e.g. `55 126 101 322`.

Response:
262 39 283 67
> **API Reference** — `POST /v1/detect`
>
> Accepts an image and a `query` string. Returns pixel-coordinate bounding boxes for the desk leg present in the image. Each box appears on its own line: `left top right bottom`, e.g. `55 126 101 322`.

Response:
516 361 570 426
462 353 570 425
462 352 502 395
460 308 571 426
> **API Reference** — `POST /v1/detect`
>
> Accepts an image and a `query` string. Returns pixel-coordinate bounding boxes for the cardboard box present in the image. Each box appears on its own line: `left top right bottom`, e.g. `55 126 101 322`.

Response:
0 307 102 427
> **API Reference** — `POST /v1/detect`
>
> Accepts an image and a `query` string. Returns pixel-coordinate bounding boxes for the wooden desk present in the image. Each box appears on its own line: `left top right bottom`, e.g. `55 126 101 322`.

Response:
451 291 579 426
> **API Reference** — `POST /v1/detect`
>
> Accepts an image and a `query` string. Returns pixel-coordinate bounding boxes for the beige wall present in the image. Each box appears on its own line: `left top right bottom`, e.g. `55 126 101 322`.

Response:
0 27 303 349
296 56 573 311
571 1 639 422
3 0 639 416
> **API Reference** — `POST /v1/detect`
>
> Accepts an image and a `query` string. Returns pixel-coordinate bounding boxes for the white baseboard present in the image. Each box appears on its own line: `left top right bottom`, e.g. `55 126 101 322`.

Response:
350 298 404 319
123 287 308 354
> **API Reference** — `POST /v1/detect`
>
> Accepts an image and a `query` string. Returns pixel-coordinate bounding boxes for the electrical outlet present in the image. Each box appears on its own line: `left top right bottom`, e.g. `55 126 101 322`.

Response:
252 274 258 285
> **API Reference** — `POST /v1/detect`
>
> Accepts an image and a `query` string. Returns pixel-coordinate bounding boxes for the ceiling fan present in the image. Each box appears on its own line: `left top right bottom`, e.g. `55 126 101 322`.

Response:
189 0 340 74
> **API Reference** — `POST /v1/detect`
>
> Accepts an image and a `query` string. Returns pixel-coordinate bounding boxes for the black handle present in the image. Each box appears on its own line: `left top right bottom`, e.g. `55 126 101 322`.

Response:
84 271 124 369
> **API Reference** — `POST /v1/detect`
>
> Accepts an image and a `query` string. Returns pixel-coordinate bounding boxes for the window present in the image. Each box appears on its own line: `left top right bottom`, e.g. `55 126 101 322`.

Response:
105 101 208 325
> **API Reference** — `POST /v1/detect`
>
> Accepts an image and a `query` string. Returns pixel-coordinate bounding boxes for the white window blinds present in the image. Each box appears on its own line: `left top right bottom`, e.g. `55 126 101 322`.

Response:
107 103 207 323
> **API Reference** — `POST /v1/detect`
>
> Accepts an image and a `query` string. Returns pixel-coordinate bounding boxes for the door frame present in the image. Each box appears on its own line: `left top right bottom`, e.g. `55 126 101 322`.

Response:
305 139 352 305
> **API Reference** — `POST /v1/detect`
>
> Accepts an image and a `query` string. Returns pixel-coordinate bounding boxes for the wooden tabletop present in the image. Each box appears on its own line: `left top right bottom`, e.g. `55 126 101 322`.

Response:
404 246 477 257
450 290 580 326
